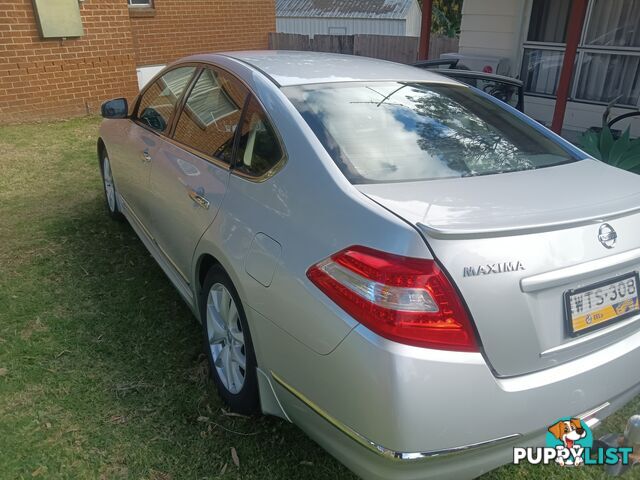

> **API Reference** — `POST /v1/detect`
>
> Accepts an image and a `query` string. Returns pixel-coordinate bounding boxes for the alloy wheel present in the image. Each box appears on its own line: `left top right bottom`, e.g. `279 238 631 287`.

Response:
206 283 247 394
103 156 116 212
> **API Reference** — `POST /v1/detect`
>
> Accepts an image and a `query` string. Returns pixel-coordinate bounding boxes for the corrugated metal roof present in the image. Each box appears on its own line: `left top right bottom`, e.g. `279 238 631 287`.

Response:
276 0 416 20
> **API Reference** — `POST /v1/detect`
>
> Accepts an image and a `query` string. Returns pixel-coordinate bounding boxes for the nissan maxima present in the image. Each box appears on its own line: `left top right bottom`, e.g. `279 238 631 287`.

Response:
97 51 640 479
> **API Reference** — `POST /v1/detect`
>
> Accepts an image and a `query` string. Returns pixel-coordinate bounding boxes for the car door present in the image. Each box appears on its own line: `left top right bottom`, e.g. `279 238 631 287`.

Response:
113 66 197 230
148 66 249 282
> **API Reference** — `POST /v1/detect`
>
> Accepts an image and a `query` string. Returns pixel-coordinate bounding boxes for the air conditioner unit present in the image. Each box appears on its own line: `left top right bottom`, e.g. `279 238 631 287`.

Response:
440 53 512 76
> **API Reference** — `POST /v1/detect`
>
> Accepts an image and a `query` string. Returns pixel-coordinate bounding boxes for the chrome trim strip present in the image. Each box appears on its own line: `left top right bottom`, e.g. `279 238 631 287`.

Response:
118 194 194 306
521 247 640 293
578 401 611 430
270 371 520 461
120 193 154 240
119 195 190 285
154 240 190 285
578 401 610 423
231 153 288 183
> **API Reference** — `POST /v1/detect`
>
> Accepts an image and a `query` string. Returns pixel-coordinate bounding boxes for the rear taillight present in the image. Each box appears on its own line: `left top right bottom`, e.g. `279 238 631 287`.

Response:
307 246 478 352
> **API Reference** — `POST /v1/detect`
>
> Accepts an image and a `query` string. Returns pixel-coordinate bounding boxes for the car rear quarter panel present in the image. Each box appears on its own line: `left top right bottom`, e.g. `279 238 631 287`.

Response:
191 60 432 355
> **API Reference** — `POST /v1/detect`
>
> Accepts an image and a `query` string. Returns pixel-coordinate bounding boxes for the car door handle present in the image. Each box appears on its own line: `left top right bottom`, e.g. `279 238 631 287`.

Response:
142 150 152 163
188 189 210 209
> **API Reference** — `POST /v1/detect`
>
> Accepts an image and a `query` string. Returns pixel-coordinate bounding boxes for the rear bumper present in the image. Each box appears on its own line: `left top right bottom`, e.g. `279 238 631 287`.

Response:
278 381 639 480
270 323 640 479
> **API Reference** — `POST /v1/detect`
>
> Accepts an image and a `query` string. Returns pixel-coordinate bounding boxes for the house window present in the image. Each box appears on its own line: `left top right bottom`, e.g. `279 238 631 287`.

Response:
526 0 571 43
173 68 248 162
128 0 152 6
520 0 640 107
520 0 570 97
183 69 238 127
521 49 565 96
328 27 347 35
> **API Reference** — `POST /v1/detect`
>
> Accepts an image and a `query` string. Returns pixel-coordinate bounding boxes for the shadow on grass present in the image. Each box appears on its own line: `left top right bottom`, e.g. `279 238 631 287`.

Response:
41 197 356 479
38 200 640 479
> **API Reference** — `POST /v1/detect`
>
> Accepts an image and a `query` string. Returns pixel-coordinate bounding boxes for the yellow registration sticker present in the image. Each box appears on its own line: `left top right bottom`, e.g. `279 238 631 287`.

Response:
565 273 640 336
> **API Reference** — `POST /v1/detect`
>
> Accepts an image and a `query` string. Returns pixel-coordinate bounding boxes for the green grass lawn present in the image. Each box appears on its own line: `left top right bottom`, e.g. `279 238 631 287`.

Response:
0 117 638 479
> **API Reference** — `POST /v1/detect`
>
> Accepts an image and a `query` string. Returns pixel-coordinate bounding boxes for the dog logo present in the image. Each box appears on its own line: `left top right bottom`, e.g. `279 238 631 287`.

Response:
547 418 590 466
514 416 634 467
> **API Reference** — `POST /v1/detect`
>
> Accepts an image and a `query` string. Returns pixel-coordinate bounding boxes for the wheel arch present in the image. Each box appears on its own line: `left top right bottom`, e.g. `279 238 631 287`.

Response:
97 138 108 179
191 246 250 328
97 137 106 161
196 253 221 297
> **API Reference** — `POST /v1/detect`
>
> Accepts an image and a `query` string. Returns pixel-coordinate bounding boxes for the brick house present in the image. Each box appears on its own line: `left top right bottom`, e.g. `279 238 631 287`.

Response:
0 0 275 124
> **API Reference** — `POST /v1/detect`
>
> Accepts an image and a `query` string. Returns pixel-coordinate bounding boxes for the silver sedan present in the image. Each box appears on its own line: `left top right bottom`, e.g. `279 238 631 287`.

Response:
97 51 640 479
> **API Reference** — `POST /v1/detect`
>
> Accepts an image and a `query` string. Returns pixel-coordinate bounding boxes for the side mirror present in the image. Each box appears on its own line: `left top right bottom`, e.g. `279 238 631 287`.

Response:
101 98 129 119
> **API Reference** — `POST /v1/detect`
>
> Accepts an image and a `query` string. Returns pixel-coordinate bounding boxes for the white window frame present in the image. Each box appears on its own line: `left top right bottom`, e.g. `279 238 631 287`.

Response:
128 0 153 7
520 0 640 109
183 69 238 128
328 26 347 35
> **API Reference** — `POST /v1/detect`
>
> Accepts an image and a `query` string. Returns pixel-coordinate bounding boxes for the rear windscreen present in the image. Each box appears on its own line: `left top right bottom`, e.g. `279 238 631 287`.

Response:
284 82 577 184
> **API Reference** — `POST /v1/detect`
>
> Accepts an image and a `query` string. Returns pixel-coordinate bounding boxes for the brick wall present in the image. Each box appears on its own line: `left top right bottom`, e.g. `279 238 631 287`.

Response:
129 1 275 66
0 0 139 123
0 1 275 124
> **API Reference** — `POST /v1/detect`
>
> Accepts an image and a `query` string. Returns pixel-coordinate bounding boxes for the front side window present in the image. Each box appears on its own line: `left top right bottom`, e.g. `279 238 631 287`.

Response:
284 82 575 184
234 96 284 178
136 66 196 133
173 68 248 162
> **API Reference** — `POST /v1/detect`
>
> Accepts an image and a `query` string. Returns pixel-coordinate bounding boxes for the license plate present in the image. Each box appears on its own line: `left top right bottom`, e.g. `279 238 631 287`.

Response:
564 272 640 336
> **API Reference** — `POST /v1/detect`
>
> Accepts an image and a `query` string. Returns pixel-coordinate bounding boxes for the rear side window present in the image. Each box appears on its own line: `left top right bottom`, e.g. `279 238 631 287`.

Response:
173 68 248 163
284 82 577 184
136 67 196 133
234 96 284 178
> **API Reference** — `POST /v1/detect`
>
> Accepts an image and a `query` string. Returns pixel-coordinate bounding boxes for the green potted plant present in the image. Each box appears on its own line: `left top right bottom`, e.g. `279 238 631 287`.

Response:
579 99 640 174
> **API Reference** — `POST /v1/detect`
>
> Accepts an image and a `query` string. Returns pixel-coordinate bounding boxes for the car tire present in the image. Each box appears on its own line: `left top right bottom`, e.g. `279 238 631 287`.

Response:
200 265 259 414
100 150 124 221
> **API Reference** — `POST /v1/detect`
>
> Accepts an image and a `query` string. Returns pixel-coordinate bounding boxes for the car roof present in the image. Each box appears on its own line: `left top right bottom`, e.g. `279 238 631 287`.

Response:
182 50 460 87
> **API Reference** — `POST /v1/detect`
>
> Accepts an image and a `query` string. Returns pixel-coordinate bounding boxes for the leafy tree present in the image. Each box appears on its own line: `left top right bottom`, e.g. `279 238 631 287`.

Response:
418 0 463 37
405 85 536 175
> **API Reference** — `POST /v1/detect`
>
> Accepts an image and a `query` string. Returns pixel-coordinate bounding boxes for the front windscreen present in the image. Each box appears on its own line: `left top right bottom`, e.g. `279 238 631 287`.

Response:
284 82 577 184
